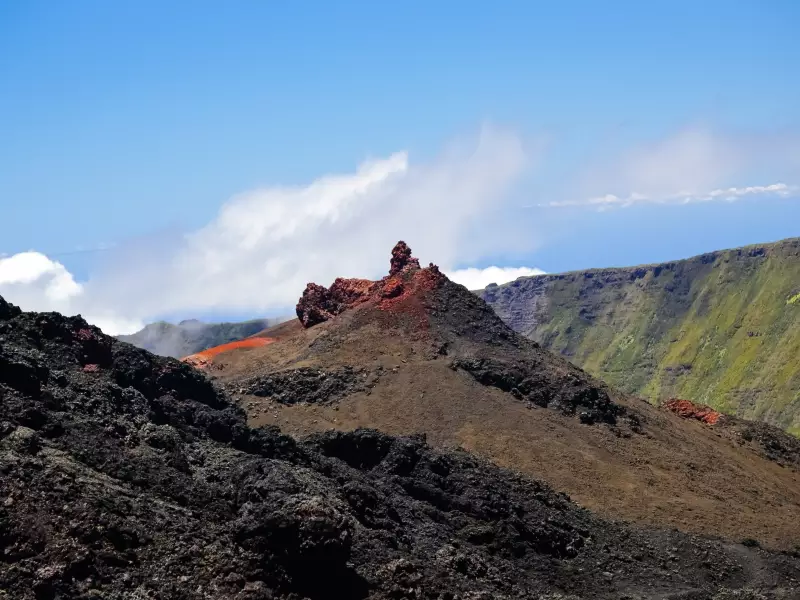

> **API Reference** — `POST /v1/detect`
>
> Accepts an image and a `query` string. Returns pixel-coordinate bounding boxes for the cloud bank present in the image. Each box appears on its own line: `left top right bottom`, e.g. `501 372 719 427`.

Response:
0 126 540 334
2 124 797 334
543 183 796 209
446 266 546 290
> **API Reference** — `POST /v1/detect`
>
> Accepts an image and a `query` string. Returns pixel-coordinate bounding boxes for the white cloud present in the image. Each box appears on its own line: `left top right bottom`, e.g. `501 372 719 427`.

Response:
543 182 797 209
0 252 144 335
87 314 147 336
446 266 545 290
0 252 83 309
0 125 533 334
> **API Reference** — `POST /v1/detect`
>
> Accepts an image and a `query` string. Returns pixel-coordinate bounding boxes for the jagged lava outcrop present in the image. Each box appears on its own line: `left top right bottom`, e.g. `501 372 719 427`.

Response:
295 241 433 329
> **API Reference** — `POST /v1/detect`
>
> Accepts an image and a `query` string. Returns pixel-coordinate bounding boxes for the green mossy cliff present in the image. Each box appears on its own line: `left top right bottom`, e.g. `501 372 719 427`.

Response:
479 238 800 434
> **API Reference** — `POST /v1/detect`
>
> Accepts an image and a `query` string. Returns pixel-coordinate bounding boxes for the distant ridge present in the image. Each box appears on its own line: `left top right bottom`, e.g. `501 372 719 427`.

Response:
118 316 289 358
479 237 800 434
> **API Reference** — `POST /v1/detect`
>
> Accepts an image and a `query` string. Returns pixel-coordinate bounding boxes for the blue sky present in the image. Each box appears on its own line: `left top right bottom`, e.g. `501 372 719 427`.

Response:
1 1 799 331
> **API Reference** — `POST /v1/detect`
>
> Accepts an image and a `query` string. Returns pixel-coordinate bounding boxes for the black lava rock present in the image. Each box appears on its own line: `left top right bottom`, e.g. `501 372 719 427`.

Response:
0 296 797 599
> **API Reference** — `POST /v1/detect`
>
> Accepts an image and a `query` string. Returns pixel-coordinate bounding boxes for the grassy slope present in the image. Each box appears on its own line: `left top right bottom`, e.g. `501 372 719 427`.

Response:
481 238 800 434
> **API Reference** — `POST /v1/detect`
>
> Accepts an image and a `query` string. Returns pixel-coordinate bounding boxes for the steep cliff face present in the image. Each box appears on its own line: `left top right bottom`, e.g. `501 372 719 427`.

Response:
479 238 800 434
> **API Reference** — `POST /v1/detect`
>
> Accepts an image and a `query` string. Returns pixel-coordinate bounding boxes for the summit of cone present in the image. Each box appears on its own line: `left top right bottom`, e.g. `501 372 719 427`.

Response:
295 241 441 329
233 241 627 427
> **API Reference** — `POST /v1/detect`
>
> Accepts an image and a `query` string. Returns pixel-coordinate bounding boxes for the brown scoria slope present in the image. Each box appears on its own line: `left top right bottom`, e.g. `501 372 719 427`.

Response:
199 242 800 550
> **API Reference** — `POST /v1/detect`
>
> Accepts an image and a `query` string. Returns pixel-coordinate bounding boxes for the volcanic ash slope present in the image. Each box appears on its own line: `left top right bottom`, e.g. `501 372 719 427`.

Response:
203 242 800 551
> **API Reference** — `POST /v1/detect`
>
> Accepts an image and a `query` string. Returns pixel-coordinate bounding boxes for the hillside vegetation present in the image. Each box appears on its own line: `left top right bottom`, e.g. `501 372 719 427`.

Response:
480 238 800 434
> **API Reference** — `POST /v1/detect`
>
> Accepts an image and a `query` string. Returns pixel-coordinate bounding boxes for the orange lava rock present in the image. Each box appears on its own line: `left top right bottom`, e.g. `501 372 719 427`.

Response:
182 337 276 369
663 398 723 425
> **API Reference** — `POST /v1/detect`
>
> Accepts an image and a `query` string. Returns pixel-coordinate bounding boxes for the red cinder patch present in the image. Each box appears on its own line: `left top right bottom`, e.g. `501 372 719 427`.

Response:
182 337 276 369
663 398 723 425
75 328 95 342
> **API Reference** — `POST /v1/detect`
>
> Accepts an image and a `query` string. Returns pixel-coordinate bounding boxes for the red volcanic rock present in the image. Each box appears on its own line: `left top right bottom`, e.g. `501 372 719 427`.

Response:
377 264 446 313
296 283 335 328
389 241 421 276
426 263 442 277
664 398 723 425
296 242 443 328
381 279 404 299
296 278 375 328
329 277 374 306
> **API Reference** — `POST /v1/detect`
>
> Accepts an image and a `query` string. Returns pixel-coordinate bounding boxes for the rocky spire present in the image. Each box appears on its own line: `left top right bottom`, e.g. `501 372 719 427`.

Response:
389 241 420 277
296 241 429 328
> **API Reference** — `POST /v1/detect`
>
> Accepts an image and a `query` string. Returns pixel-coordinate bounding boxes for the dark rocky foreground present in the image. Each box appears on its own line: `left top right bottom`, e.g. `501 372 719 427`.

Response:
1 296 798 600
